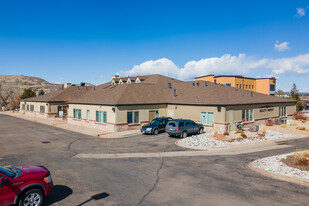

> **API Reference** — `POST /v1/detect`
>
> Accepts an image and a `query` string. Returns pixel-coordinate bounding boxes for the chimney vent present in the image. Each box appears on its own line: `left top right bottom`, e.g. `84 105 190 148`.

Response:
80 82 85 87
168 83 172 89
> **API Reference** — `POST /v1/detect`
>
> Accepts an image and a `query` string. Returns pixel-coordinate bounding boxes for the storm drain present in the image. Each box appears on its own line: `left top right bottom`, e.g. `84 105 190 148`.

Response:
42 141 51 144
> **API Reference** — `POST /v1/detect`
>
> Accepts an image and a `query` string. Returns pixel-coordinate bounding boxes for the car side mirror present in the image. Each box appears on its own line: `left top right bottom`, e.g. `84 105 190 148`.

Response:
0 177 9 188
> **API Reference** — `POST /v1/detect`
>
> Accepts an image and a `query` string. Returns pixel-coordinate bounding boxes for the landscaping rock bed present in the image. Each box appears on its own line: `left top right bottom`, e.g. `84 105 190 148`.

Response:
178 130 293 149
251 152 309 181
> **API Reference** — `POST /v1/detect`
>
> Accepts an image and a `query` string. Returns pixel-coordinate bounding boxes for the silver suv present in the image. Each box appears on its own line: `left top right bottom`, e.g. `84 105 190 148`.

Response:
165 119 204 138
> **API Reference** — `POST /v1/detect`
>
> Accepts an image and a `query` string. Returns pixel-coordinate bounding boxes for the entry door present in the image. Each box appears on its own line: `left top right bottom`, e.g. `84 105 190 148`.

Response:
149 111 156 121
201 112 207 125
208 112 214 125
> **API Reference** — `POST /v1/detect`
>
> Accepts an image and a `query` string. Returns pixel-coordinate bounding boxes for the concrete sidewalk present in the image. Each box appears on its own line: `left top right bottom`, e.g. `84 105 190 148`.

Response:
1 111 140 138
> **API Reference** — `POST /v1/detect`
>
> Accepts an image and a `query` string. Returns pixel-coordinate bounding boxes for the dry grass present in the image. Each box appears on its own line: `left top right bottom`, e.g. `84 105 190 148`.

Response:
280 124 287 128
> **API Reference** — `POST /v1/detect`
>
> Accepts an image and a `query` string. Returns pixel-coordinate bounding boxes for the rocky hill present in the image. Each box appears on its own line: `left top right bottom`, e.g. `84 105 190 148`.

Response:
0 75 63 109
0 75 63 95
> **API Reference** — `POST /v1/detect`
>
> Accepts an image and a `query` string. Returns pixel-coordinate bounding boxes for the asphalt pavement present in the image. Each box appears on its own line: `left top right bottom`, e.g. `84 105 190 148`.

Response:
1 114 309 206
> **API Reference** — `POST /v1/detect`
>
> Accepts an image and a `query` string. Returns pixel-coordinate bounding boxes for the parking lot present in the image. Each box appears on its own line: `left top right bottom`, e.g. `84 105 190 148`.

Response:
1 114 309 205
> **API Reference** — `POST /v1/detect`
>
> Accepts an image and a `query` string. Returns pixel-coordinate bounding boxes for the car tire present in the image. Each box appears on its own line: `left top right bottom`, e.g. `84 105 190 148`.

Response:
198 128 203 134
19 188 44 206
181 131 187 138
153 128 159 135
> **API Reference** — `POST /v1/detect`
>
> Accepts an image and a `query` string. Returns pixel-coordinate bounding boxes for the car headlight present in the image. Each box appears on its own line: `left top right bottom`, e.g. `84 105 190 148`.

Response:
44 175 52 183
146 128 152 132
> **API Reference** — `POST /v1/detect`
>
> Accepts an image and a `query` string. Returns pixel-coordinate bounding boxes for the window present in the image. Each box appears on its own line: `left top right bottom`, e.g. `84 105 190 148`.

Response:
127 111 139 124
252 85 254 90
136 79 140 83
27 105 29 111
239 84 241 88
127 80 131 84
200 112 214 125
40 106 45 113
236 84 239 88
246 85 248 89
96 111 107 123
30 105 34 111
179 122 185 127
155 111 159 118
22 104 25 110
279 107 286 117
249 85 251 89
119 81 123 85
226 83 231 87
270 84 275 95
87 110 90 121
242 109 253 122
73 109 82 119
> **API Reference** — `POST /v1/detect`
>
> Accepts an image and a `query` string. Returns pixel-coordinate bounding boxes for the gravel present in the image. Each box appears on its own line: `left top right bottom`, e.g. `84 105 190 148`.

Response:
251 152 309 181
178 130 293 149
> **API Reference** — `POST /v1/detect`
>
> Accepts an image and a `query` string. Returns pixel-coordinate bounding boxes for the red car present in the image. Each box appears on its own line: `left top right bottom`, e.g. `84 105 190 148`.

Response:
0 165 53 206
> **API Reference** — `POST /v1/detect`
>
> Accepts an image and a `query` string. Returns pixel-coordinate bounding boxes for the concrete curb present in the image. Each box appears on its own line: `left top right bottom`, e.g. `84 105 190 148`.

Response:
1 112 140 139
246 160 309 187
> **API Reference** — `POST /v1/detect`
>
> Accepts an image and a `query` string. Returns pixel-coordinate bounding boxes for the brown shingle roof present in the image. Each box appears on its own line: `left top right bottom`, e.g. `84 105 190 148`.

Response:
69 74 295 106
21 86 92 102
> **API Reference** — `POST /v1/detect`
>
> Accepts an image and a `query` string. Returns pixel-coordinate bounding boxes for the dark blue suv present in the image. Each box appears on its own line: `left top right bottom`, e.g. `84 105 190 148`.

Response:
141 117 173 135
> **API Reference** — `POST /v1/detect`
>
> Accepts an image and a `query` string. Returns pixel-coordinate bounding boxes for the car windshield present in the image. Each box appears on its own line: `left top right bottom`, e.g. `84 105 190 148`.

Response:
0 166 16 178
150 119 160 125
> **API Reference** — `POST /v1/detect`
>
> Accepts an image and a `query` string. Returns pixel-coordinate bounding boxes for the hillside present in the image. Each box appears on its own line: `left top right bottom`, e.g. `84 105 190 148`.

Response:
0 75 63 109
0 75 63 95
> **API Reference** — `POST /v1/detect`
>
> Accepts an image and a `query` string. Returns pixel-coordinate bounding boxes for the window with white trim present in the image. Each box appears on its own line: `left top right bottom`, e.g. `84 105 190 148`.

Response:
127 111 139 124
73 109 82 119
242 109 253 122
40 106 45 113
279 107 286 117
30 105 34 111
96 111 107 123
22 104 25 110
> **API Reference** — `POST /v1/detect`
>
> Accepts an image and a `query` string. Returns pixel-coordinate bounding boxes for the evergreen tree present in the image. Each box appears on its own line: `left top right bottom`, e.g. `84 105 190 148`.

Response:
20 89 36 99
290 84 303 111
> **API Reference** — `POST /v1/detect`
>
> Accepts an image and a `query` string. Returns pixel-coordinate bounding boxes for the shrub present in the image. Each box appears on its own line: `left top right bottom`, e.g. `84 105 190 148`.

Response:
293 111 306 120
240 133 247 138
235 130 244 134
265 119 274 126
293 152 304 159
296 158 309 166
223 131 229 136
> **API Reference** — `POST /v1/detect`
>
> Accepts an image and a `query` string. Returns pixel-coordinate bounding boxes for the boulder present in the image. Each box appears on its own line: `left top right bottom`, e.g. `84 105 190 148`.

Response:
257 130 265 136
296 126 306 130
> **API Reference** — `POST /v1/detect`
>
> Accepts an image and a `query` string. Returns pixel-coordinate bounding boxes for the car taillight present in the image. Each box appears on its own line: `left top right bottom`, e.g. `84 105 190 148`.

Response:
176 128 179 132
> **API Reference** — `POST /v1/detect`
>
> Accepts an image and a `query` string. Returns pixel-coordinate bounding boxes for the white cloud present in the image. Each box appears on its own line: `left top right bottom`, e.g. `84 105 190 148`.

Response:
119 53 309 80
274 41 290 52
295 7 306 18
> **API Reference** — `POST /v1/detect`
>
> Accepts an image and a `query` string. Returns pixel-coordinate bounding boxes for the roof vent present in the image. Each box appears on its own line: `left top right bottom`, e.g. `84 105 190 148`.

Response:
192 82 195 86
197 82 199 86
168 83 172 89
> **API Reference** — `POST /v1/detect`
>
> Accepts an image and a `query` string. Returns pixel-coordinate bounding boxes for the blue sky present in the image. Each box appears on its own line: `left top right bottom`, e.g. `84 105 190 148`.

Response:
0 0 309 92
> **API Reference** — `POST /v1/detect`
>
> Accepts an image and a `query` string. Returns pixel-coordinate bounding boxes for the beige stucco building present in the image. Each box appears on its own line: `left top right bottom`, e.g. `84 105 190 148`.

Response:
20 85 91 120
67 75 296 133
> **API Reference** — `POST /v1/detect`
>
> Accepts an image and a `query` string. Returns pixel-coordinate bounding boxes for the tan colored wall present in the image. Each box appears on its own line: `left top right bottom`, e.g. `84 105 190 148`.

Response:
116 104 167 124
166 104 225 123
68 104 116 123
